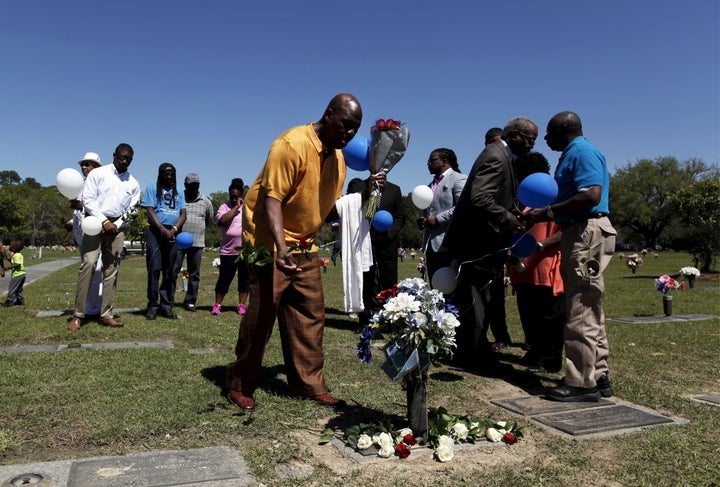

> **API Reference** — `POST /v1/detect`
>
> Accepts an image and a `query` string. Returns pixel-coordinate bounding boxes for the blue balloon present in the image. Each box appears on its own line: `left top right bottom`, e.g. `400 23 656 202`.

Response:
341 136 370 171
176 231 194 249
372 210 393 232
510 232 537 258
517 172 558 209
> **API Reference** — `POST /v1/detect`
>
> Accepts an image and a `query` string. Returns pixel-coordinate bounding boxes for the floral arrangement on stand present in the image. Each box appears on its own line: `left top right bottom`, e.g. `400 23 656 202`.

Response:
679 266 701 278
654 274 684 294
355 277 460 366
320 407 524 462
319 257 330 273
625 254 644 273
365 118 411 219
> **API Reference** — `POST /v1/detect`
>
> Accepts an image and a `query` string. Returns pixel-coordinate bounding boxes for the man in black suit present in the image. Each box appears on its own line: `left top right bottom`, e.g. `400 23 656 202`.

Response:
347 177 406 326
443 117 538 373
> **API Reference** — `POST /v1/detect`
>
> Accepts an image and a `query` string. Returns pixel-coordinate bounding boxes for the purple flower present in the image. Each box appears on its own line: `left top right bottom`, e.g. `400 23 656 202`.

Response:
355 326 375 364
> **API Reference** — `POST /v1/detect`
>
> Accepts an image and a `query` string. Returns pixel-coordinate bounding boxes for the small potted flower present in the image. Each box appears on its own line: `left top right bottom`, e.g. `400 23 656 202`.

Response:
654 274 683 316
679 266 701 289
625 254 644 274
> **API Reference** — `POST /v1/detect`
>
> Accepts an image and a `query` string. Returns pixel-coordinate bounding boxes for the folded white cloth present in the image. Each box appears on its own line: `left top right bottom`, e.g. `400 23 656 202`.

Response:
336 193 372 313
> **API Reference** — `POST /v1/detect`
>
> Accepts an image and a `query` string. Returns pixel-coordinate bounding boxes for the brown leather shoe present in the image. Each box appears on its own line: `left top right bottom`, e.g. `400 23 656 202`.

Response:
228 390 255 411
101 317 124 328
310 393 347 408
68 317 81 330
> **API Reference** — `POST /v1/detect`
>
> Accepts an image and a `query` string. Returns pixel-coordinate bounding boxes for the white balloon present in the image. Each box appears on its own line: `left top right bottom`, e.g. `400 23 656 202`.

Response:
56 168 85 199
432 266 458 294
411 185 433 210
81 215 103 236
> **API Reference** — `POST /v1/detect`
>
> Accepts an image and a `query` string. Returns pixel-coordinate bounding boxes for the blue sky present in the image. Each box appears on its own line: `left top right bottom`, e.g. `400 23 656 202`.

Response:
2 1 718 198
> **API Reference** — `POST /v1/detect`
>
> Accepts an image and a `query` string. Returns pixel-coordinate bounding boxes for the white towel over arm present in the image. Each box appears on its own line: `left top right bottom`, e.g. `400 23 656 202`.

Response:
335 193 372 313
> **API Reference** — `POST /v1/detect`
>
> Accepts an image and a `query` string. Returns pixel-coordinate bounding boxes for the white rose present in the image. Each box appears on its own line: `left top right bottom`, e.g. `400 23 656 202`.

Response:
441 313 461 331
452 422 469 440
438 435 455 447
356 434 373 450
495 421 506 429
435 444 455 462
396 428 413 442
376 432 394 447
378 443 395 458
486 427 502 442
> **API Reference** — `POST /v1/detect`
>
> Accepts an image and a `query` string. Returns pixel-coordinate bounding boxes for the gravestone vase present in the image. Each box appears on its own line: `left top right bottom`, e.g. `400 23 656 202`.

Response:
663 294 673 316
405 370 428 437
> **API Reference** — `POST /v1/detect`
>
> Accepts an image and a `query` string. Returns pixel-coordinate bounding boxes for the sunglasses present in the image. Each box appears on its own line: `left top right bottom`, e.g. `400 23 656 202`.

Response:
115 154 133 162
428 157 443 163
79 162 92 167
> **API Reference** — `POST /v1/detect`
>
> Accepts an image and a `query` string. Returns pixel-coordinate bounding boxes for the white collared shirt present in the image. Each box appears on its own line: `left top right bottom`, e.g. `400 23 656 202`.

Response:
81 164 141 220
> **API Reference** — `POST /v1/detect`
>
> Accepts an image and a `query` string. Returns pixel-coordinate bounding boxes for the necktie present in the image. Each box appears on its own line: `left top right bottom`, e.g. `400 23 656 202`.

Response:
431 174 443 193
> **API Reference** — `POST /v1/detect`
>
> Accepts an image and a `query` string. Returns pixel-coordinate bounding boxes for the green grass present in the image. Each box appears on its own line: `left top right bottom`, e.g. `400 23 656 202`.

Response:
0 249 719 486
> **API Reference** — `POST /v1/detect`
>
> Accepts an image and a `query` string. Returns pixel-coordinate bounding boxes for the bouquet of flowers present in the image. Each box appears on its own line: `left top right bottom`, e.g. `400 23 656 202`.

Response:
212 257 221 268
365 118 411 219
355 278 460 370
679 266 700 277
320 407 523 462
655 274 683 294
625 254 644 272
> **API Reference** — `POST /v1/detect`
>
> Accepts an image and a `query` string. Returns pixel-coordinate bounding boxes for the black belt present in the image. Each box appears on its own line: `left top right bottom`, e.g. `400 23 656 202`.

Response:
560 213 609 228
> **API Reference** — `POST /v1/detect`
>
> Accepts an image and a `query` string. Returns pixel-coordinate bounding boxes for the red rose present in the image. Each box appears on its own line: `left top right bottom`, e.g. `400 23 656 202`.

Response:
375 288 397 301
298 238 309 250
396 443 411 459
503 432 517 445
376 119 386 129
403 434 417 446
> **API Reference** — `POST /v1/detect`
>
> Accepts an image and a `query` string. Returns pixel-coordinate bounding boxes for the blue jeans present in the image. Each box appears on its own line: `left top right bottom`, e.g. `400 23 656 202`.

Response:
174 246 203 305
145 227 180 312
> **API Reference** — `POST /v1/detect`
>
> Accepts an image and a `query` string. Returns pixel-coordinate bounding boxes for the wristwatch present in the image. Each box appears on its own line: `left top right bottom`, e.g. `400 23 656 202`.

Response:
545 206 555 219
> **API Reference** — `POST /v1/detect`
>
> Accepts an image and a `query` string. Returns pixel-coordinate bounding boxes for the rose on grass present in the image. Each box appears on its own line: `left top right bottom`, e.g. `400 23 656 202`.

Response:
356 434 373 450
435 444 455 463
396 443 411 459
452 423 469 440
321 408 524 462
503 432 517 445
378 443 395 458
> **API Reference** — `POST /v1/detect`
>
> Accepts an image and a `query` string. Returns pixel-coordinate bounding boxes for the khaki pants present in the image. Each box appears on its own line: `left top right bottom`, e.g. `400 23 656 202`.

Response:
74 232 125 320
560 217 616 388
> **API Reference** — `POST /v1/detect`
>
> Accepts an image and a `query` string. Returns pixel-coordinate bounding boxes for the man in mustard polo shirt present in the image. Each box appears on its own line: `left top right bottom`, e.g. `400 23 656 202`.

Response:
226 93 383 411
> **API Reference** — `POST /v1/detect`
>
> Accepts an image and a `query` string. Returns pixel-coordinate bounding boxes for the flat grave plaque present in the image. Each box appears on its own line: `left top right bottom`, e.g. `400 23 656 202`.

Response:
492 396 614 416
533 404 674 436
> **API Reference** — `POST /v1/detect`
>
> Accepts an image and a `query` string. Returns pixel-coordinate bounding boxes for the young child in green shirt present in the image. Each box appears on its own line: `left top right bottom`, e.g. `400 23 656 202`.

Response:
3 238 26 307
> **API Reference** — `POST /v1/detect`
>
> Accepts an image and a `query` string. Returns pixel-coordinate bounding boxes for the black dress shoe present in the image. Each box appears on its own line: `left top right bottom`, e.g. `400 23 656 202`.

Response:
146 309 157 320
597 374 614 397
545 384 600 402
159 308 178 319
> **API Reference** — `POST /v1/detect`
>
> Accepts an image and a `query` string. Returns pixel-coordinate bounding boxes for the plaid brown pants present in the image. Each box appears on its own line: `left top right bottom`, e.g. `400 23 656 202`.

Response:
226 252 329 398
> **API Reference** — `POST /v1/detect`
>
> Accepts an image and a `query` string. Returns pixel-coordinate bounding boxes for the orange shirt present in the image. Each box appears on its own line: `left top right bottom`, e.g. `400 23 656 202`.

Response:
242 123 346 251
507 221 564 296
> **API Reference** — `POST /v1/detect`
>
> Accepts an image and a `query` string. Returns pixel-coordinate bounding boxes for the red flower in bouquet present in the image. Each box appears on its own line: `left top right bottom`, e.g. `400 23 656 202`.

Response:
365 118 411 219
375 286 398 301
503 432 517 445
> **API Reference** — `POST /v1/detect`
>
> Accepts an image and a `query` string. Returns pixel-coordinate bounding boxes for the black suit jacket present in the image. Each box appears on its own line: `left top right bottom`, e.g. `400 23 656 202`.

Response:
442 140 519 261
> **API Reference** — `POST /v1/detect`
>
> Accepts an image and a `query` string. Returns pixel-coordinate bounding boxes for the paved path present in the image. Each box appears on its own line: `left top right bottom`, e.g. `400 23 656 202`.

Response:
1 257 79 298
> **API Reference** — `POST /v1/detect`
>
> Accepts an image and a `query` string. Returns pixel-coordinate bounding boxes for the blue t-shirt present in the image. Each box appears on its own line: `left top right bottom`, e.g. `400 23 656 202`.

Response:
142 183 186 225
553 136 610 222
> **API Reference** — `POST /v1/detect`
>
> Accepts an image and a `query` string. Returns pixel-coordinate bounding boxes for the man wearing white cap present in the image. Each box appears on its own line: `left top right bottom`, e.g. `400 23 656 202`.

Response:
174 173 214 312
64 152 104 316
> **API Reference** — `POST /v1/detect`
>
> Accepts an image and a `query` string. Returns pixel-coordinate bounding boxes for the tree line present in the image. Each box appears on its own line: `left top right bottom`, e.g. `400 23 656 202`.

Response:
1 156 717 270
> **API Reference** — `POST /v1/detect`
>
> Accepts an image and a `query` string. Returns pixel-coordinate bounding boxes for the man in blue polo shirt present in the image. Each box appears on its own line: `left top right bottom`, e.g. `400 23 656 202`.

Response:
142 163 186 320
529 111 617 402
